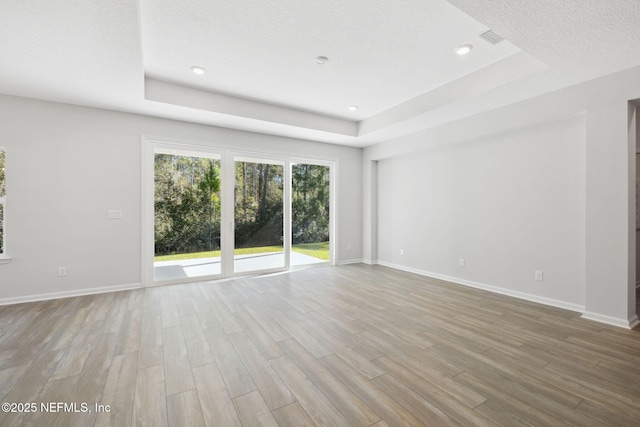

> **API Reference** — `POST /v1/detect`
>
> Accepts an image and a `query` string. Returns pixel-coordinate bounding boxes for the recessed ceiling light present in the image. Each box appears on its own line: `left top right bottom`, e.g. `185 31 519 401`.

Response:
348 105 358 111
455 44 473 56
191 66 206 75
316 56 329 65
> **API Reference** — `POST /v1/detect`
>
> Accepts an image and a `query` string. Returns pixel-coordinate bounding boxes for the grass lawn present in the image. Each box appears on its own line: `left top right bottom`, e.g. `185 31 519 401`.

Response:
291 241 330 261
155 241 329 262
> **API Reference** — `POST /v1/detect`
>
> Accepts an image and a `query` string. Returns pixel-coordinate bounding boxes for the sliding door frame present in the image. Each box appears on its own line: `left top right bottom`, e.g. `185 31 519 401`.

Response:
142 140 227 286
289 158 336 268
227 152 290 277
142 136 336 287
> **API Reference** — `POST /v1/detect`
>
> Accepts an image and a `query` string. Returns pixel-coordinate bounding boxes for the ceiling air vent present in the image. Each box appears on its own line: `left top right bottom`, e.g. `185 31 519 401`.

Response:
479 30 504 45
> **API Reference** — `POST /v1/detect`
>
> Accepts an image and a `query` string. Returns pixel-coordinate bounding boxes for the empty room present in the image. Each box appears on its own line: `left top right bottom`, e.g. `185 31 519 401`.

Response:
2 0 640 426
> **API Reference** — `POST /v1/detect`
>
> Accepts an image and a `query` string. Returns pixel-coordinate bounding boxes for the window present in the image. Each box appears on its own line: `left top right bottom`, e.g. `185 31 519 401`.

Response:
0 148 5 256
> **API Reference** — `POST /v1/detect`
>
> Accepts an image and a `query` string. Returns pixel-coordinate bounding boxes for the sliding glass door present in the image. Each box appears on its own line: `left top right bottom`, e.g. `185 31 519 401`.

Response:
145 139 333 285
233 157 285 274
291 163 331 266
153 150 223 282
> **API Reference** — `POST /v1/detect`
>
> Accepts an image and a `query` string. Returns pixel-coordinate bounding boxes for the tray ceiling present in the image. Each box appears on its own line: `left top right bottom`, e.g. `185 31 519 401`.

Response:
1 1 639 146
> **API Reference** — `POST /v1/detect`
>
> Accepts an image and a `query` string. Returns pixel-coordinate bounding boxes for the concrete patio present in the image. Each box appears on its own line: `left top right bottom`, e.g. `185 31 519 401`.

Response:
154 251 326 281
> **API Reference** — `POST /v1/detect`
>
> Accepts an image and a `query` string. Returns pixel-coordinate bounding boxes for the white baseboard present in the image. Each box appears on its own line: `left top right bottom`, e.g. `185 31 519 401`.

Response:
0 283 143 306
375 260 585 314
627 314 640 329
338 259 366 265
581 312 638 329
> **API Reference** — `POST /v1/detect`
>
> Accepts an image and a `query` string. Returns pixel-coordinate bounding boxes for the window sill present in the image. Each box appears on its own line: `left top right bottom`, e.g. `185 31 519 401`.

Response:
0 256 12 264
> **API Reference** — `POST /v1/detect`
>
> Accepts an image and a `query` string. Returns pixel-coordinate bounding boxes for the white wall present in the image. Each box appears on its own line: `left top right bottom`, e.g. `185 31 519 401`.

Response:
0 95 362 302
376 116 586 309
583 102 635 326
362 66 640 327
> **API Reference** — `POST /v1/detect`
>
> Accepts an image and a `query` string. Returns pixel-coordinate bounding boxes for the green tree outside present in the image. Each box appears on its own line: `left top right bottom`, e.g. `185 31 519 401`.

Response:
154 155 329 260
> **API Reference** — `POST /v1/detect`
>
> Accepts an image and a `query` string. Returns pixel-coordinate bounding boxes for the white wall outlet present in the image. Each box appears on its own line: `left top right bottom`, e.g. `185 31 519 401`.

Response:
58 266 67 277
459 258 465 267
347 244 351 251
535 270 543 281
107 209 123 219
400 249 404 256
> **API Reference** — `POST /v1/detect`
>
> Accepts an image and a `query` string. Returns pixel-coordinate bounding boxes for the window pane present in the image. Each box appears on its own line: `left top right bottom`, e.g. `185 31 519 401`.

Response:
0 203 3 254
0 149 4 198
291 164 330 265
0 149 5 254
154 153 222 281
234 159 284 273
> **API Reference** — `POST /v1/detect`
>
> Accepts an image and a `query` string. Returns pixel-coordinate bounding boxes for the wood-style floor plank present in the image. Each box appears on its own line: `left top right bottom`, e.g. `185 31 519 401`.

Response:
0 264 639 426
227 332 295 410
319 353 426 427
269 355 352 427
372 355 486 410
21 375 80 427
180 314 216 368
279 338 381 426
0 349 65 406
138 314 164 369
162 326 195 396
192 363 242 427
233 390 280 427
204 328 256 398
271 401 316 426
0 363 29 402
49 325 96 381
167 389 205 427
114 308 143 356
95 352 138 427
132 365 168 427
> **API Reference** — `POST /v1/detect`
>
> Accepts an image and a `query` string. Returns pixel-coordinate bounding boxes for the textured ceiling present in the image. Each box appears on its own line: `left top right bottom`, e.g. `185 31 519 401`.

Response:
1 1 640 147
449 0 640 72
140 0 520 120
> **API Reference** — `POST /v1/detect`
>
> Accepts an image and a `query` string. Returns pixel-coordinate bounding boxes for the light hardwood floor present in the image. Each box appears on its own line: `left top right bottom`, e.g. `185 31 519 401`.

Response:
1 264 640 426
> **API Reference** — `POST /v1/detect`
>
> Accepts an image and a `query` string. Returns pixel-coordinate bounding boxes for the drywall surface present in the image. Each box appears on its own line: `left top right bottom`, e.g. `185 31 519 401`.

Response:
364 65 640 326
376 116 586 308
0 95 362 301
583 102 634 324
